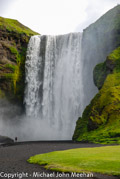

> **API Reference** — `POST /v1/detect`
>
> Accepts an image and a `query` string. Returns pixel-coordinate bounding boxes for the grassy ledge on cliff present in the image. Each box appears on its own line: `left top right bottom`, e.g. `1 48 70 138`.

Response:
0 16 39 106
73 47 120 144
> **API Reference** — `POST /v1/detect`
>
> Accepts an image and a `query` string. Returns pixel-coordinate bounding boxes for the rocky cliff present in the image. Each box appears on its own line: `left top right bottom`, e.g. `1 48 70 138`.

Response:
73 5 120 144
82 5 120 109
0 17 38 107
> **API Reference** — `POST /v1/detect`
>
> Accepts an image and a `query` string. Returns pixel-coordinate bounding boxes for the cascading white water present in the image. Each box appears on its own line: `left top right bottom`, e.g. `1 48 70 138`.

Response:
24 33 83 140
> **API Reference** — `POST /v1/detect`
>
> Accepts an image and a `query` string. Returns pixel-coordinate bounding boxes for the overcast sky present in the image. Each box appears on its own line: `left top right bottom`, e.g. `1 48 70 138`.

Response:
0 0 120 35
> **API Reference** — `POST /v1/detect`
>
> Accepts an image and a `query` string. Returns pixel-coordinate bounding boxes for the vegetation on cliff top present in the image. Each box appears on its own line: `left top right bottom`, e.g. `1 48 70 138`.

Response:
0 16 39 35
73 47 120 144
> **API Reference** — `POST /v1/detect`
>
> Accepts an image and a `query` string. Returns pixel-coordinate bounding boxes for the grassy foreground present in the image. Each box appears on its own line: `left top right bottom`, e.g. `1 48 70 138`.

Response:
28 145 120 176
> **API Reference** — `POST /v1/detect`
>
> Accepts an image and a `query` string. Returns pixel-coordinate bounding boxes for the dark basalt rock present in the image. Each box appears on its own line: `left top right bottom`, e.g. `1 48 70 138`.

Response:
0 135 14 144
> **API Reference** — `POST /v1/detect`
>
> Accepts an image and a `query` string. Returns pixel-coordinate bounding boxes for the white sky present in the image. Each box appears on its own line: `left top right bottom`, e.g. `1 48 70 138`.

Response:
0 0 120 35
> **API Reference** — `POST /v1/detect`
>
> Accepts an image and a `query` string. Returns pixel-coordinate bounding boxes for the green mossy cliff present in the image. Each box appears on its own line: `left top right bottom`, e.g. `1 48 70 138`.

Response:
0 16 39 106
73 47 120 144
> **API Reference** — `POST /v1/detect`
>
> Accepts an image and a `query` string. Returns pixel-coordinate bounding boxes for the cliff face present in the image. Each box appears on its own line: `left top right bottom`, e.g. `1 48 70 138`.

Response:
0 17 38 107
73 47 120 144
73 5 120 144
82 5 120 109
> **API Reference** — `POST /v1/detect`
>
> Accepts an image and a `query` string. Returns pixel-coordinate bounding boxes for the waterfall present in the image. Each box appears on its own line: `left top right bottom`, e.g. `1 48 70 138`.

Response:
24 33 83 140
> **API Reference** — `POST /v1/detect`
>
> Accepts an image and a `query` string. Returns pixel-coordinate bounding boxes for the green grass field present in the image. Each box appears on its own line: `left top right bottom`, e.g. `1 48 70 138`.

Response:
28 145 120 176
